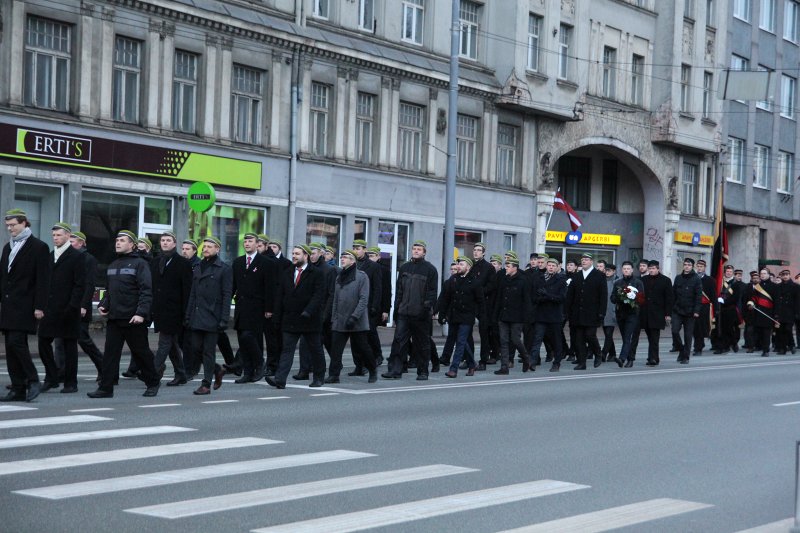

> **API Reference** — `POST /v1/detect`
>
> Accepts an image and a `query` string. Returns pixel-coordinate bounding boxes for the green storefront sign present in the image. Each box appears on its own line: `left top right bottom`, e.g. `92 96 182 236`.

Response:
187 182 216 212
1 122 262 190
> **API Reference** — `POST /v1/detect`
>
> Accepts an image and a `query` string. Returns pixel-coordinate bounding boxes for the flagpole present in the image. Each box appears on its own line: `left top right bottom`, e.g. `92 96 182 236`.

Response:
544 187 559 234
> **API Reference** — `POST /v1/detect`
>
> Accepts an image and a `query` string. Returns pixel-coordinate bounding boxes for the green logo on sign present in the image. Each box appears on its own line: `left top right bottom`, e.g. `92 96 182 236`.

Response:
187 182 216 213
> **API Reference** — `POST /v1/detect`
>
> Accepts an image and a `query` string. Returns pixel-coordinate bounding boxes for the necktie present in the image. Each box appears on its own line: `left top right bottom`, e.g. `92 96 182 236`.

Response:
246 255 251 269
295 267 302 286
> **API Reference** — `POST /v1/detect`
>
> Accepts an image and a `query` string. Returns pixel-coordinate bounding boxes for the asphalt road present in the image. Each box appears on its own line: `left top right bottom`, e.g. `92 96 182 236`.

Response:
0 343 798 533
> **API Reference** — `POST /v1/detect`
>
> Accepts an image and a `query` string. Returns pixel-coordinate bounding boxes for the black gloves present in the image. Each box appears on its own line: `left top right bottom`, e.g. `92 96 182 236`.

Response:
345 316 357 329
438 315 446 325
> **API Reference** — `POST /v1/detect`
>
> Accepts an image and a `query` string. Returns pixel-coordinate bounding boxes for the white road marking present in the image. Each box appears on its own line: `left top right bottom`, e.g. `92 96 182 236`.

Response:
0 426 195 450
258 397 289 401
0 405 37 413
138 403 181 408
735 518 795 532
773 400 800 407
0 415 111 429
17 450 374 500
309 393 339 397
201 400 239 404
498 498 712 532
0 437 279 476
251 480 590 533
126 464 477 519
68 408 114 413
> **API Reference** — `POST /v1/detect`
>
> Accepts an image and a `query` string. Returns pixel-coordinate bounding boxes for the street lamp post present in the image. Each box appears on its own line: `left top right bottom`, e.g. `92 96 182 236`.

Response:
443 0 459 282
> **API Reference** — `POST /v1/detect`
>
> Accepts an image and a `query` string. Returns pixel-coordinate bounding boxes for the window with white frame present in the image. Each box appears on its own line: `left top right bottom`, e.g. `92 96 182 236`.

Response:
731 55 749 104
682 163 698 215
680 64 691 112
112 36 141 123
313 0 329 19
457 115 478 180
355 92 375 164
703 71 713 118
558 25 572 80
527 14 542 72
706 0 715 26
778 151 794 192
310 82 330 156
760 0 776 31
503 234 514 253
173 50 197 133
729 137 746 182
359 0 375 31
631 54 644 106
684 0 694 18
496 123 517 186
24 16 71 111
782 74 796 118
402 0 424 45
754 144 770 187
603 47 617 100
459 1 479 60
756 66 773 111
231 65 263 145
734 0 751 20
398 102 423 171
786 0 800 41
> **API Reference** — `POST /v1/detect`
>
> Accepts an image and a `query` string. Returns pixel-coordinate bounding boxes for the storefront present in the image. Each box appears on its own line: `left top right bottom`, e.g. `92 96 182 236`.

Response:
544 230 622 267
672 231 714 272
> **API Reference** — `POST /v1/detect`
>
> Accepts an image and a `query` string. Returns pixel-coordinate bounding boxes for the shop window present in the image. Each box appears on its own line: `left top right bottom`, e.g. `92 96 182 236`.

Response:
14 182 63 242
558 156 591 210
306 213 342 252
188 204 266 262
144 196 172 225
454 229 482 258
80 190 140 287
602 160 618 212
354 218 368 243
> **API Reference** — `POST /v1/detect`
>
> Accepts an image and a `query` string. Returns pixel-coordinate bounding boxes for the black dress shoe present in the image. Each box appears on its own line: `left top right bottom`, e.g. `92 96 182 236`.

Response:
573 364 587 370
477 362 487 371
0 390 26 401
549 363 560 372
292 372 309 381
193 385 210 395
494 367 509 375
458 361 468 369
60 385 78 393
40 382 59 393
167 378 187 386
732 345 739 352
777 350 787 355
614 357 623 368
5 383 12 390
438 357 451 366
522 361 531 372
143 384 160 397
26 382 41 402
234 375 252 384
213 369 225 390
121 370 137 379
487 358 498 364
431 364 440 373
445 370 457 378
416 374 428 381
545 356 553 363
324 376 340 384
87 388 113 398
368 373 378 383
381 372 401 379
347 368 367 376
693 350 702 356
566 355 576 362
264 376 286 389
679 359 689 364
762 352 770 357
309 380 324 387
646 360 657 366
593 358 602 368
624 360 634 368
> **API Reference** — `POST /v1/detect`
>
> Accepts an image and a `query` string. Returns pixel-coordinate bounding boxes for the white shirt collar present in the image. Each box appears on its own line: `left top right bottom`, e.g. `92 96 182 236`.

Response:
582 266 594 279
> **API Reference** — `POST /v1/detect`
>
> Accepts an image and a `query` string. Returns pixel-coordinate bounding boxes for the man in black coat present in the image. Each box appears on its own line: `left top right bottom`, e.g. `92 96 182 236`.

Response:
268 239 292 272
743 268 780 356
353 240 382 370
564 252 607 370
493 252 533 374
295 242 336 380
671 258 702 364
530 258 567 372
264 237 291 376
773 269 797 354
88 230 160 398
693 259 716 355
0 208 50 402
38 222 85 394
640 260 673 366
437 256 485 377
470 243 495 365
266 245 327 388
716 264 745 353
610 261 645 368
369 247 392 328
232 233 274 383
70 231 104 377
151 231 192 386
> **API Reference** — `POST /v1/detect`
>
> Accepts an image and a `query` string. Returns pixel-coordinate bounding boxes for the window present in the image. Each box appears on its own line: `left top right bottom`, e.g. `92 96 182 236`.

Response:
496 124 517 186
786 0 800 41
456 114 478 180
231 65 263 145
706 0 715 26
778 151 794 192
558 25 572 80
527 14 542 72
172 50 197 133
313 0 329 19
454 230 483 258
760 0 775 31
459 1 479 59
503 234 514 253
190 203 266 262
602 160 618 212
558 156 590 210
734 0 751 20
729 137 746 182
754 144 770 187
354 218 368 242
112 37 141 123
703 71 713 118
306 214 341 253
603 47 617 99
402 0 424 45
81 190 139 287
680 64 691 112
310 82 330 156
684 0 694 18
631 54 644 106
14 182 63 242
24 16 71 111
355 92 375 164
398 102 423 171
682 163 698 214
782 75 796 118
756 66 773 111
359 0 375 31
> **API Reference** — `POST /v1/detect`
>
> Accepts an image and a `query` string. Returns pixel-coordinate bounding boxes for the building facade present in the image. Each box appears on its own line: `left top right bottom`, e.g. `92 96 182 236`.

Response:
0 0 738 296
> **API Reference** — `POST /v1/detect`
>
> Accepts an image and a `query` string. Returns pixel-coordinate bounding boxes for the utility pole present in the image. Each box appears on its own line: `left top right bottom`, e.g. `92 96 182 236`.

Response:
443 0 459 281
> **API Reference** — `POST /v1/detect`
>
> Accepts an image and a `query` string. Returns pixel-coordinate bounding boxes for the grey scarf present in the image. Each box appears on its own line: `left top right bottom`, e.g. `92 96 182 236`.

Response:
8 227 32 271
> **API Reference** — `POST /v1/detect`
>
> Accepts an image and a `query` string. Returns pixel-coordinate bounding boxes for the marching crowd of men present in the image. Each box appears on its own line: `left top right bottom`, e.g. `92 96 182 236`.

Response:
1 207 798 402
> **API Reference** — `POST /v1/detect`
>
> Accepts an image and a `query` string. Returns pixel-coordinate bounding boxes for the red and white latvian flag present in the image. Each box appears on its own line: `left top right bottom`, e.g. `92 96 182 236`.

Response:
553 192 583 232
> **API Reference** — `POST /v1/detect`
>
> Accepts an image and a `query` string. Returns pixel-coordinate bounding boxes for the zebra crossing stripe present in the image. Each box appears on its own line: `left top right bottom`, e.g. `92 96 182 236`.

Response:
16 450 375 500
250 480 589 533
497 498 712 532
0 426 195 450
126 464 477 519
0 405 37 413
0 437 279 476
0 415 111 429
735 518 795 532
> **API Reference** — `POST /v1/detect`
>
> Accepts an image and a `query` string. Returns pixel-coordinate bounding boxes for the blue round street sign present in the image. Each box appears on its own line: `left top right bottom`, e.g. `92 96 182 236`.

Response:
691 232 701 246
565 231 583 245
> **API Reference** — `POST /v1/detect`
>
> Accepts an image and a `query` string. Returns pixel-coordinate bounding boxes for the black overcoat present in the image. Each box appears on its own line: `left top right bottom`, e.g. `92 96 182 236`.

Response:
565 268 607 327
274 263 325 333
232 253 274 332
640 273 673 330
38 246 85 339
0 235 50 333
151 252 192 334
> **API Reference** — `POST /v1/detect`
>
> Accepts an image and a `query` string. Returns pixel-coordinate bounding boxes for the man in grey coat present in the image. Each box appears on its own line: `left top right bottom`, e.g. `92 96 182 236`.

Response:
184 236 231 395
325 250 377 383
602 264 618 362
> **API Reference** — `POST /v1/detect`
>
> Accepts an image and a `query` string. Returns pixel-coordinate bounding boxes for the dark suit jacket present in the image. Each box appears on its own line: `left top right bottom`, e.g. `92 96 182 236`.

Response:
274 263 324 333
565 268 607 327
78 248 98 323
641 273 674 330
185 256 233 332
38 246 85 339
151 252 193 334
0 234 50 333
232 253 275 332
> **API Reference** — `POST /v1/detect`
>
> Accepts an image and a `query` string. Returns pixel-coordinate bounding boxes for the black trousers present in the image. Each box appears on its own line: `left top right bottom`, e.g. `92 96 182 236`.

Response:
154 331 186 380
329 331 376 377
573 326 601 366
367 314 383 361
216 330 235 366
100 320 158 391
693 305 711 351
478 318 491 363
237 329 263 377
755 326 773 353
54 322 103 373
528 322 563 364
645 327 661 363
5 330 39 393
39 336 77 387
301 321 334 374
601 325 617 360
387 316 431 377
263 317 282 375
671 313 695 361
275 331 325 384
439 325 458 364
775 322 794 351
190 330 222 386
